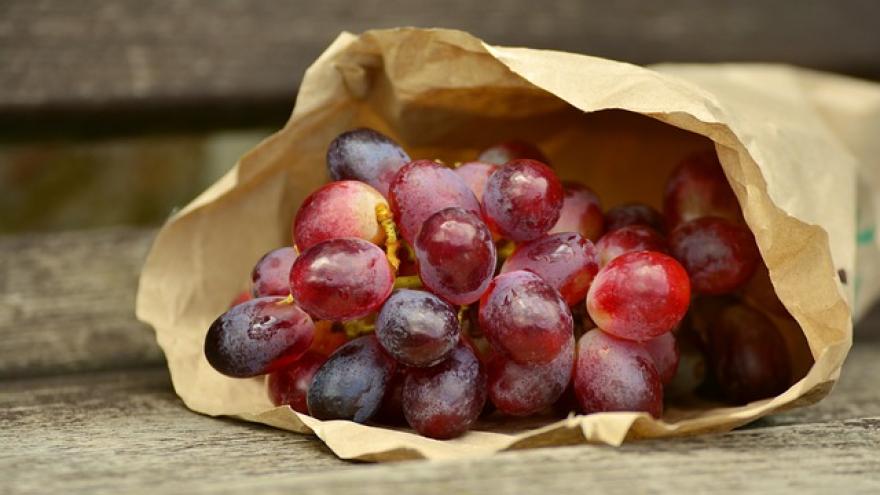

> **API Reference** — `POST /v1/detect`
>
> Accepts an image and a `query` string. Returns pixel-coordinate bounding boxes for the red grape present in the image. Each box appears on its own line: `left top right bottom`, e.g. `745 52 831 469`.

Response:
309 321 348 357
293 180 388 251
326 128 410 197
479 270 573 364
669 217 759 294
290 238 393 321
605 202 665 233
549 182 604 242
663 150 741 228
251 247 298 297
595 225 667 267
482 159 563 242
204 297 315 378
376 289 461 367
229 291 253 308
478 139 549 165
706 303 792 404
389 160 481 245
267 351 326 413
587 251 690 341
500 232 599 306
307 335 396 422
574 329 663 417
403 342 487 439
488 334 574 416
643 332 679 385
415 207 496 305
455 161 498 202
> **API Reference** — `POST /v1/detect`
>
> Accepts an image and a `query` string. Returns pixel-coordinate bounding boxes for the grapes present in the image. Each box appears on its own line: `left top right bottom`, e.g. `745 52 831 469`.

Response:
488 334 574 416
587 251 690 342
290 238 393 321
309 321 348 357
307 335 396 422
267 351 326 413
574 329 663 417
229 291 253 308
669 217 759 294
293 181 388 251
375 368 407 425
643 332 679 385
595 225 667 267
204 297 315 378
706 303 792 404
376 289 461 367
479 270 574 364
500 232 599 306
326 128 410 197
251 247 298 297
482 159 563 242
605 202 665 233
548 182 604 242
664 150 741 228
478 139 549 165
455 161 498 202
403 342 487 439
415 207 497 305
389 160 481 245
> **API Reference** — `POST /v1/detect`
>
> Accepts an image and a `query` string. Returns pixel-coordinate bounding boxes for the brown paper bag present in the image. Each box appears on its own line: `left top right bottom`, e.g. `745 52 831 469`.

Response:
136 28 880 461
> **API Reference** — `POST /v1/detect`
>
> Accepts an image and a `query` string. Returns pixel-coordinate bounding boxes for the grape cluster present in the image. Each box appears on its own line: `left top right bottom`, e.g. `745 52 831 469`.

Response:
206 130 794 439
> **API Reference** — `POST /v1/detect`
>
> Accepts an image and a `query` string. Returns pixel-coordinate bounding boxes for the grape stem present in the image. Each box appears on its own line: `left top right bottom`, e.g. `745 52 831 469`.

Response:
341 319 375 339
497 240 517 261
393 275 423 290
375 203 401 271
276 294 296 306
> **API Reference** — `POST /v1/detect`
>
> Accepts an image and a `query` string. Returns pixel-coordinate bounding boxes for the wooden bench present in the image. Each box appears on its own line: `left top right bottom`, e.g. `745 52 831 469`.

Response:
3 1 880 492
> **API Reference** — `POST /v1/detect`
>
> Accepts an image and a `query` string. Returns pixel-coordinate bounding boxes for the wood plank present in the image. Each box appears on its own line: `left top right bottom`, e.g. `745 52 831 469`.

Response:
3 0 879 135
0 227 164 378
2 345 879 494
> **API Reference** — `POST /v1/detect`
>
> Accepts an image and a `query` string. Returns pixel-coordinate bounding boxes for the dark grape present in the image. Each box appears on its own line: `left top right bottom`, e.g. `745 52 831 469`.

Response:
307 335 396 422
488 334 574 416
573 329 663 417
706 303 792 404
669 217 759 295
389 159 481 245
251 247 298 297
595 225 667 267
326 128 410 197
587 251 690 342
290 238 393 321
267 351 326 413
479 270 573 364
478 139 549 165
204 297 314 378
376 289 460 367
482 159 563 241
375 367 407 425
415 207 496 305
605 202 665 233
403 342 487 439
455 161 498 202
293 180 388 251
549 182 604 242
643 332 679 385
500 232 599 306
663 150 741 228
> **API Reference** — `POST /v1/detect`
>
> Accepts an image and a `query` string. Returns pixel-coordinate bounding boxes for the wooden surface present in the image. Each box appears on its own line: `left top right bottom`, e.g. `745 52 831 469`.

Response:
1 227 880 494
4 0 880 136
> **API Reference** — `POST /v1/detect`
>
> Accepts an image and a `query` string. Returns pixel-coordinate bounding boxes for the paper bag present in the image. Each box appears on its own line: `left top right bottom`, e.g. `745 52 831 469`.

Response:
136 28 880 461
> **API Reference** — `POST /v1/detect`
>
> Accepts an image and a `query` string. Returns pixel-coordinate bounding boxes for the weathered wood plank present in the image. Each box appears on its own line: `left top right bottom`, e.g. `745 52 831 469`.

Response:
0 227 163 378
1 345 878 494
3 0 879 135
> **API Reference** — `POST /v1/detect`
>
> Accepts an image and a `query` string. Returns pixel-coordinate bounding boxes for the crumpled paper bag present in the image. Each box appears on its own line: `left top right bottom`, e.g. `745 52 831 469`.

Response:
136 27 880 461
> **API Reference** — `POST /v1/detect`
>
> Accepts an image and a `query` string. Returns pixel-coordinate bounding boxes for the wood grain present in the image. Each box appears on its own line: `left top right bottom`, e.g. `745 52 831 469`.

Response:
2 345 878 494
0 227 163 378
3 0 879 135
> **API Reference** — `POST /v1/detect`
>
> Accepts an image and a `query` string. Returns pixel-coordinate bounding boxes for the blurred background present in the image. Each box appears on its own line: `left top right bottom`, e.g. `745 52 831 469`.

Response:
2 0 878 234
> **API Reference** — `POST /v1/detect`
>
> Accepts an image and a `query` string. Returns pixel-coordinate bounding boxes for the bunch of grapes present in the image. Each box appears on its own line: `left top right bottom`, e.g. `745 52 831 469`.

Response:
205 129 794 439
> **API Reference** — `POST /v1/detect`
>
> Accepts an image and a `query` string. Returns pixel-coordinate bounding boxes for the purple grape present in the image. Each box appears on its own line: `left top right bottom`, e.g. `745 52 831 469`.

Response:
481 159 563 242
326 128 410 197
251 247 298 297
204 297 315 378
307 335 396 423
376 289 460 367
